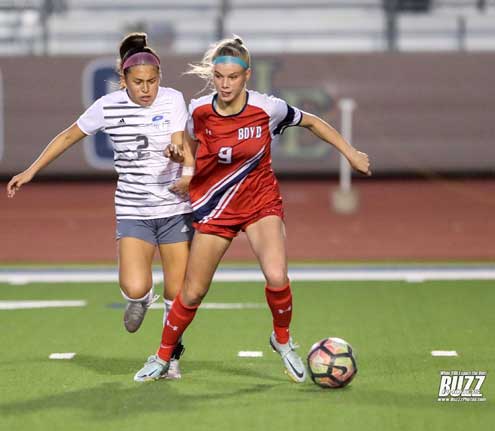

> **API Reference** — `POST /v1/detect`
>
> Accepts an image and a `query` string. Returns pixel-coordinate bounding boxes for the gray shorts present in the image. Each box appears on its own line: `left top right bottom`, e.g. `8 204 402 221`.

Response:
116 213 194 245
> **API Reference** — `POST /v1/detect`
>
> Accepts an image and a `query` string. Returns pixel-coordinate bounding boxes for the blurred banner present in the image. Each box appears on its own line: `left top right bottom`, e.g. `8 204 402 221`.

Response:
0 53 494 177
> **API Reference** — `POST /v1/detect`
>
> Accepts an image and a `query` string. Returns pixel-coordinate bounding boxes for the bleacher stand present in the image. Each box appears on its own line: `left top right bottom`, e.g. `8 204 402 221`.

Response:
0 0 494 55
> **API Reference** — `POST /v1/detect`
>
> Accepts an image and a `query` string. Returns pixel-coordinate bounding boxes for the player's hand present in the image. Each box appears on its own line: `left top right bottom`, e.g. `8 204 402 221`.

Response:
168 175 191 198
6 170 35 198
349 150 371 176
164 144 184 163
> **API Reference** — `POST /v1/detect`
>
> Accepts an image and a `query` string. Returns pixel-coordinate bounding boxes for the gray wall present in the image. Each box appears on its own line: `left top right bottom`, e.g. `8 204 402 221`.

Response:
1 52 494 177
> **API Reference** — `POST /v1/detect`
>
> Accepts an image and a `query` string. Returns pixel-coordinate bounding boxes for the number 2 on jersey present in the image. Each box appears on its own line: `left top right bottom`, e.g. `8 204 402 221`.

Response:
218 146 232 164
136 135 150 160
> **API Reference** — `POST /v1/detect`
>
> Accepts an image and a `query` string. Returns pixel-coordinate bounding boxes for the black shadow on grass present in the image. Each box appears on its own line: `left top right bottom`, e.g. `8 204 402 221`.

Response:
0 381 281 420
295 386 443 410
184 360 286 383
72 355 285 383
73 354 141 376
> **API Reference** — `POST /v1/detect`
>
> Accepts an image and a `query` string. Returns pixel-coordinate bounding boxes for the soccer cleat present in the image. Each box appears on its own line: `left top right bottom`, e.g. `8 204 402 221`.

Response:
270 332 307 383
123 293 159 333
165 359 182 380
134 355 169 382
164 341 185 379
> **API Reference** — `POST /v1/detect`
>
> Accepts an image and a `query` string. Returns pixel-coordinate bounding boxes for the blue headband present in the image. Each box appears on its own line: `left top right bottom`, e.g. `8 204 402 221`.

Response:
213 56 249 69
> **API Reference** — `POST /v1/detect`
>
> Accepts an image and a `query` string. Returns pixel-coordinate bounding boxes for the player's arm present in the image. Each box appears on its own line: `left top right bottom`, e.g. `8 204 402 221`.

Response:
299 112 371 176
182 130 198 165
168 130 197 197
6 123 87 198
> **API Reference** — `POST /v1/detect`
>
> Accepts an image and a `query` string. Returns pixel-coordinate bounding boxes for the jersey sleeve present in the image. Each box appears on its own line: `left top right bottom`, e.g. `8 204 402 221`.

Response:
268 96 303 136
76 97 105 136
186 102 197 140
169 91 188 134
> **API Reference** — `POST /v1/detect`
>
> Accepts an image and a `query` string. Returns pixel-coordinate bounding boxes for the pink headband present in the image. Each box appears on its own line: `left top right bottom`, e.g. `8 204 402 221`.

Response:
122 52 160 71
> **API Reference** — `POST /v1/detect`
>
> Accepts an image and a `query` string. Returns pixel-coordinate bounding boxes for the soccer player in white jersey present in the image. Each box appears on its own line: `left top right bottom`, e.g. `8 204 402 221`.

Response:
133 36 371 383
6 33 194 379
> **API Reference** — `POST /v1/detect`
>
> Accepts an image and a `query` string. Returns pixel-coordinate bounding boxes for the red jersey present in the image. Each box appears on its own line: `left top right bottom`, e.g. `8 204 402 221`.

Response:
186 90 302 226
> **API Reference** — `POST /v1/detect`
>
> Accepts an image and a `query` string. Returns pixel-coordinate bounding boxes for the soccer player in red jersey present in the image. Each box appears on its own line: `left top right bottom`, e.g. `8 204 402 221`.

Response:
134 36 371 382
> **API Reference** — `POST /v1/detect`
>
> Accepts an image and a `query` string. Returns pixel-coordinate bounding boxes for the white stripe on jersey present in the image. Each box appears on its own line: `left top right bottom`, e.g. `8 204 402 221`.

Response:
198 178 246 224
192 145 266 211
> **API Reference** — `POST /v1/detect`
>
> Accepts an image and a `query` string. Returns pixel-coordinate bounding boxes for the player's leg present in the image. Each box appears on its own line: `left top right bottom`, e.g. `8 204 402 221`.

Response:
155 214 193 323
245 215 306 382
158 239 190 379
134 230 232 381
244 216 291 341
245 214 289 287
159 231 232 355
118 234 157 333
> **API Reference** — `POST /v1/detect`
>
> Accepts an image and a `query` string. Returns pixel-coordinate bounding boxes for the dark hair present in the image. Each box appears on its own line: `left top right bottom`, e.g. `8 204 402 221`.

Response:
117 32 160 74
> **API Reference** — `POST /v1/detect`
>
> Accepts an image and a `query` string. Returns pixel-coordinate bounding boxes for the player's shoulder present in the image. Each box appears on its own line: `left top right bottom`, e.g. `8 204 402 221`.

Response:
248 90 287 109
157 86 185 100
152 87 187 108
248 90 288 117
188 93 214 113
97 89 128 106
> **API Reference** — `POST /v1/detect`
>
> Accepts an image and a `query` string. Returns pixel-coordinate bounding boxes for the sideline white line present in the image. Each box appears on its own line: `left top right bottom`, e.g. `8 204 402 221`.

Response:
431 350 458 357
2 267 495 284
0 300 87 310
238 351 263 358
405 275 426 283
49 353 76 360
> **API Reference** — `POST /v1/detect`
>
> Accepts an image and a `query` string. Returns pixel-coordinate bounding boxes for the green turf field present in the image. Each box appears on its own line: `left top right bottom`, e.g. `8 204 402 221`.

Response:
0 279 493 431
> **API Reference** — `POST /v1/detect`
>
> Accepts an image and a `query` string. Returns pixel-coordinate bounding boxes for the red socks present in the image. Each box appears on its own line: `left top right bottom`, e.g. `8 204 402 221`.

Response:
157 284 293 361
157 294 198 362
265 283 292 344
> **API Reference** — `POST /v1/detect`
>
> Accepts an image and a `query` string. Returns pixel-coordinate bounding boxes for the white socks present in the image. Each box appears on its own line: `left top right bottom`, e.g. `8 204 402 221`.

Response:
121 285 155 304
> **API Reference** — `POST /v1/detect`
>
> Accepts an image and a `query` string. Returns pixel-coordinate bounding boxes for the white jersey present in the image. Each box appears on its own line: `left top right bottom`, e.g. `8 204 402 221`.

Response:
77 87 192 220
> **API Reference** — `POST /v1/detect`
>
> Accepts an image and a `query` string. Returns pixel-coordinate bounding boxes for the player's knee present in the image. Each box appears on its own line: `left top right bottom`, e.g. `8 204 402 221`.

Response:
181 282 207 306
264 269 289 288
119 280 152 301
182 289 206 306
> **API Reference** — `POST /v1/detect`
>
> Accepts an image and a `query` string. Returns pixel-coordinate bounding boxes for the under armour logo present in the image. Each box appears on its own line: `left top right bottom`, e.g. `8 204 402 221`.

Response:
166 320 178 331
278 306 292 314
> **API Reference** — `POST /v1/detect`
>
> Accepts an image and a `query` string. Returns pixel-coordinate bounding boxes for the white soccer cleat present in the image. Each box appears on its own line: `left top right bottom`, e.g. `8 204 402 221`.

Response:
270 332 307 383
164 359 182 380
134 355 169 382
124 293 159 333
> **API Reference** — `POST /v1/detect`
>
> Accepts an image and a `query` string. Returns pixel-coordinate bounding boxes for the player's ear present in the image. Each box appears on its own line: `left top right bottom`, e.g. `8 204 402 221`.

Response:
245 68 252 82
119 73 126 89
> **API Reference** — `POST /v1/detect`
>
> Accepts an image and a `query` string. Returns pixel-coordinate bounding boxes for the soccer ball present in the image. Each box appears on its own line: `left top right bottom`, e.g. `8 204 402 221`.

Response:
307 337 358 388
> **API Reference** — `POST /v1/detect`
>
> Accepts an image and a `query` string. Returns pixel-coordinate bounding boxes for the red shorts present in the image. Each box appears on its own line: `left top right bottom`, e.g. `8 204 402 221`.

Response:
193 202 284 239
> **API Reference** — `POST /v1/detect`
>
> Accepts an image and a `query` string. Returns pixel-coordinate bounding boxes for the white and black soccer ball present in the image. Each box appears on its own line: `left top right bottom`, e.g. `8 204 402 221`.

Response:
307 337 358 389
